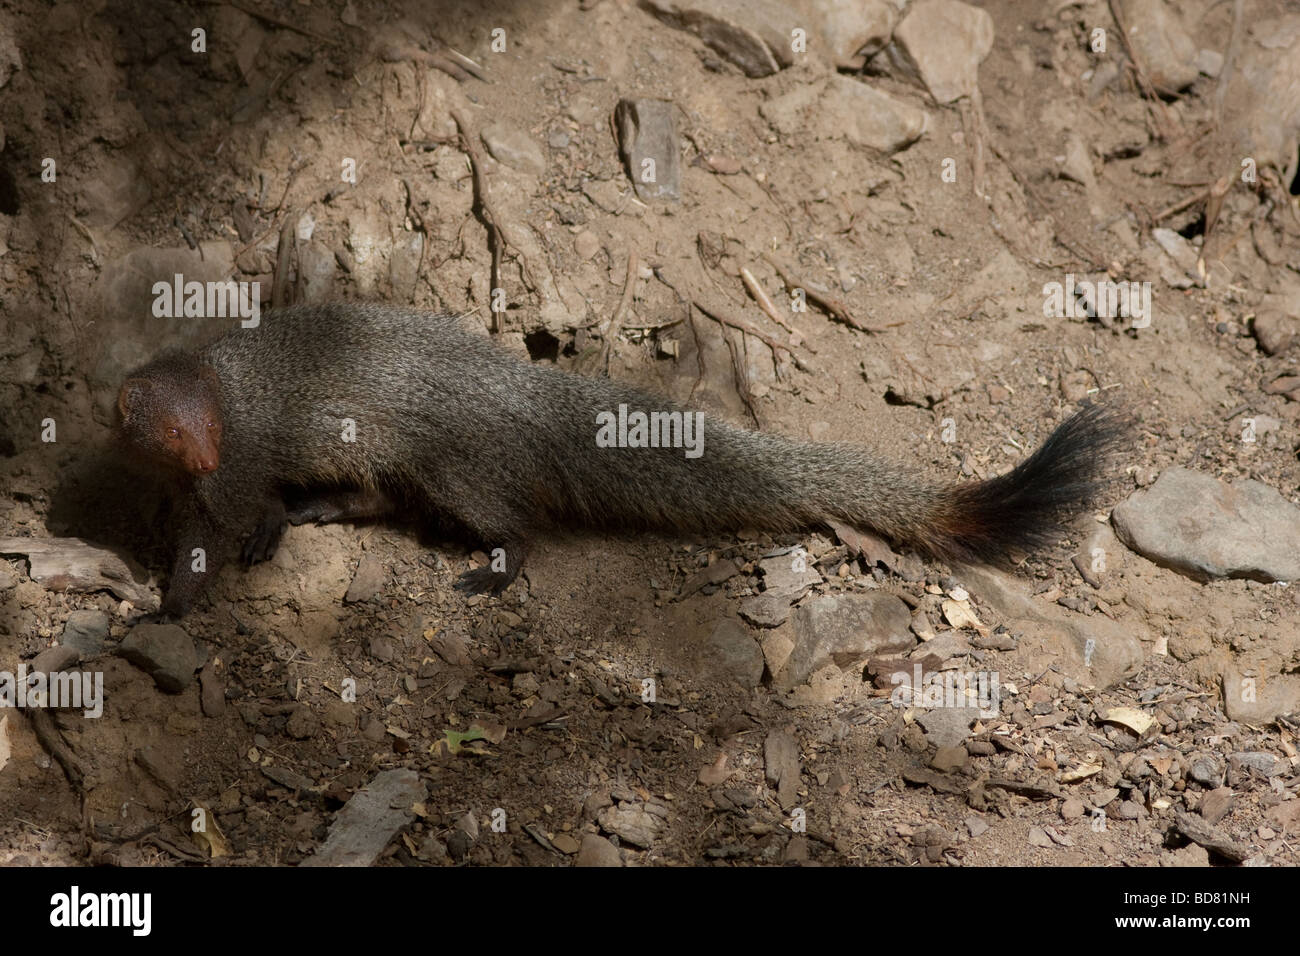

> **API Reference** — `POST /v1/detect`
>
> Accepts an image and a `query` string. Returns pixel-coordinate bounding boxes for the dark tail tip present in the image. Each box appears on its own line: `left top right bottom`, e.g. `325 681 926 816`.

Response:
926 402 1131 563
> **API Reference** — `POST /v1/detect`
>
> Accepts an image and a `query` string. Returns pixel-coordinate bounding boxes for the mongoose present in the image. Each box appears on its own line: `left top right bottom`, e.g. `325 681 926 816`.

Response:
115 302 1126 617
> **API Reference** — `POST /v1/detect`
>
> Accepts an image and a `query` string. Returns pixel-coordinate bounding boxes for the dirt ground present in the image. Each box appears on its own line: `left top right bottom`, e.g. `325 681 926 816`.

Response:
0 0 1298 867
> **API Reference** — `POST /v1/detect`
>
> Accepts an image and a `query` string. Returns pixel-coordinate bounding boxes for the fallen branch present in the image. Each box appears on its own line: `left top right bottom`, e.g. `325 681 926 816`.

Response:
599 250 639 375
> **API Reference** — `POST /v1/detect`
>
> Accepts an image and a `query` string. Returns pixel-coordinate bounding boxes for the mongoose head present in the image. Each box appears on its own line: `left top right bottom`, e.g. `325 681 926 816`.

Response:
117 353 224 478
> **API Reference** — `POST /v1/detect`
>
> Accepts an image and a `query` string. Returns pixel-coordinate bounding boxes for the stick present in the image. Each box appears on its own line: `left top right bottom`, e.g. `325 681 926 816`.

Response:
740 266 796 334
600 250 639 375
452 109 509 331
762 253 904 333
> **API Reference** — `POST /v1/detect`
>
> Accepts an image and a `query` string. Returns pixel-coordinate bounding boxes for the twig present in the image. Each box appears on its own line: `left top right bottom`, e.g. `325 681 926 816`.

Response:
1152 188 1209 223
762 252 904 333
740 266 796 335
272 209 298 310
600 250 639 375
452 108 516 331
1107 0 1177 139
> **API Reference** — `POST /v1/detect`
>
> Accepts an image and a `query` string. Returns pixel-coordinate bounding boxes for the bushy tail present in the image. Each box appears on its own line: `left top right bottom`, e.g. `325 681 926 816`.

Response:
915 403 1130 562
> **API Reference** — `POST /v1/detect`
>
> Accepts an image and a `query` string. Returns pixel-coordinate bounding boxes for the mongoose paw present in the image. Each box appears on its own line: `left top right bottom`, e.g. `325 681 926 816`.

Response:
241 515 286 565
286 500 342 525
455 566 514 596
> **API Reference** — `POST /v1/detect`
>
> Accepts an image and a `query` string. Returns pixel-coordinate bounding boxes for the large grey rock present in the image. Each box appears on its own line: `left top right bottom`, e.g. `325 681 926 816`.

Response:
781 592 914 688
889 0 994 104
1120 0 1199 94
1111 467 1300 582
614 99 680 202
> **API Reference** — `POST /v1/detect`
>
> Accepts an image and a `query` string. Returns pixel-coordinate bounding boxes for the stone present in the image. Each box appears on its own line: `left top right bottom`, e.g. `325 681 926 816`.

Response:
889 0 994 104
302 769 427 866
480 123 545 177
614 98 680 202
1111 467 1300 582
117 623 201 693
808 0 896 69
1253 309 1297 355
1120 0 1199 94
781 592 914 688
576 833 623 866
344 554 387 604
738 592 790 628
62 609 110 658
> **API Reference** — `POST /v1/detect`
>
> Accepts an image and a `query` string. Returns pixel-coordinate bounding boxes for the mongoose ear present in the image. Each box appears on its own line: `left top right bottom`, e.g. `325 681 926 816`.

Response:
117 378 152 419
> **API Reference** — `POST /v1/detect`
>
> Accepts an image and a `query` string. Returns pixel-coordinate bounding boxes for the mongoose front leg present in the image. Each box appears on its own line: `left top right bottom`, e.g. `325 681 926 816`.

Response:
286 488 395 526
160 511 230 618
241 494 287 565
454 534 528 596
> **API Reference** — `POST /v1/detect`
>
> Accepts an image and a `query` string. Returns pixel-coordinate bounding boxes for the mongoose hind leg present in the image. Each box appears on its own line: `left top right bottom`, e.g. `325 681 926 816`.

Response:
454 533 528 596
286 487 396 526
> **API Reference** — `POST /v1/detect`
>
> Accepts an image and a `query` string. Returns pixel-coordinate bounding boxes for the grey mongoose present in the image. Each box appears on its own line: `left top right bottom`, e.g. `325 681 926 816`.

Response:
115 302 1127 617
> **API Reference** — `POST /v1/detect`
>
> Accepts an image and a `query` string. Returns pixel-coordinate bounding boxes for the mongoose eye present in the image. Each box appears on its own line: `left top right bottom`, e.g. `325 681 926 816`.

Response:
206 421 217 431
166 427 180 439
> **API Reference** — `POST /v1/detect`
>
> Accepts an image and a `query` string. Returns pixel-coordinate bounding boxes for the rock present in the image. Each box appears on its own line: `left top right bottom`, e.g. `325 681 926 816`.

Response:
1220 14 1300 181
1222 670 1300 723
1228 751 1281 782
199 662 226 717
1061 798 1085 821
966 816 989 837
1198 787 1234 825
678 557 739 597
808 0 896 69
699 620 765 687
1120 0 1200 94
573 230 600 261
819 75 929 153
32 645 79 676
639 0 801 77
759 627 795 680
576 833 623 866
1173 810 1251 863
117 623 201 693
955 564 1144 690
344 555 387 604
1253 310 1297 355
614 98 680 202
1189 754 1225 789
480 123 545 177
888 0 994 104
758 552 822 601
1111 467 1300 583
931 745 967 772
61 609 110 657
916 707 980 748
781 592 914 688
738 592 789 627
764 730 802 809
1194 48 1223 77
597 803 664 848
301 769 427 866
760 76 929 155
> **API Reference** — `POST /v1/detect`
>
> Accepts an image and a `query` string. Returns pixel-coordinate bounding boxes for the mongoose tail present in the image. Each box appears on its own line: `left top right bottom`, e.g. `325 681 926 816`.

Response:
557 393 1127 571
